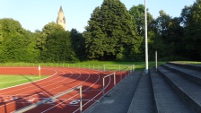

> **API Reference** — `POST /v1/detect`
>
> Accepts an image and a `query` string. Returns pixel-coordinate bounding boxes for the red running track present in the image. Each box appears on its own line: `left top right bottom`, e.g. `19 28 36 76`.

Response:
0 67 128 113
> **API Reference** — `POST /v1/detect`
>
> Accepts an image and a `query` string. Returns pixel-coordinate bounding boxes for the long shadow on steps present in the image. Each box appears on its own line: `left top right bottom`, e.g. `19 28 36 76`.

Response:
158 65 201 113
151 67 195 113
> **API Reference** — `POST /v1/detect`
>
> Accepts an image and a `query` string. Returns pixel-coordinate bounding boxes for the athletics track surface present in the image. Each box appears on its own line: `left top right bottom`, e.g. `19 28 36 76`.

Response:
0 67 128 113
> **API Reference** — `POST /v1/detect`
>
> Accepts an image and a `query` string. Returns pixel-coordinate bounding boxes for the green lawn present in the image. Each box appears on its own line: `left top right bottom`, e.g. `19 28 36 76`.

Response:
0 75 47 89
170 61 201 64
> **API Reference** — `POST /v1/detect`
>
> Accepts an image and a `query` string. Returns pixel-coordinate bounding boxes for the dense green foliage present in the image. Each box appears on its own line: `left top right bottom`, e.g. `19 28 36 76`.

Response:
129 4 156 60
42 29 77 62
0 18 39 62
70 29 86 61
39 22 77 62
84 0 142 61
0 0 201 62
182 0 201 60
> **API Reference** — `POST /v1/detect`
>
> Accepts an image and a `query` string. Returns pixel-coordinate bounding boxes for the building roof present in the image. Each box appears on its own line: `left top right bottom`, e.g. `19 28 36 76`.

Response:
59 6 63 12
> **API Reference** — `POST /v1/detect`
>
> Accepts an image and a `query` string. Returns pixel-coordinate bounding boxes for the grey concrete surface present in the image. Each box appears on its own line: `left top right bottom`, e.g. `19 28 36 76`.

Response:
151 68 196 113
84 71 142 113
159 66 201 113
127 72 155 113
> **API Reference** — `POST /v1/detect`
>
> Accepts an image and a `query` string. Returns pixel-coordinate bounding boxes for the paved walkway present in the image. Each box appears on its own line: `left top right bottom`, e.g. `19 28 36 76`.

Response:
127 72 155 113
84 71 142 113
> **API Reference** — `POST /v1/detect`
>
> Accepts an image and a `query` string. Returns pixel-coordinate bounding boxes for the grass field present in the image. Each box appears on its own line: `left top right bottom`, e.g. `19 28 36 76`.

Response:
0 75 47 89
170 61 201 64
0 61 167 70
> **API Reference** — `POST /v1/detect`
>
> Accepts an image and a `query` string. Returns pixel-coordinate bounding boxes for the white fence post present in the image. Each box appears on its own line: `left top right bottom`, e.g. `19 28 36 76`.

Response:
103 77 105 95
80 86 83 113
114 73 116 85
155 50 158 71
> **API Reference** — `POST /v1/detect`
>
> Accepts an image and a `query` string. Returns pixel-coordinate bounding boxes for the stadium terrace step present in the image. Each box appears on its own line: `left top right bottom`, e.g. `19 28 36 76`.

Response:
168 62 201 72
127 72 155 113
84 71 142 113
150 68 195 113
162 63 201 86
158 66 201 113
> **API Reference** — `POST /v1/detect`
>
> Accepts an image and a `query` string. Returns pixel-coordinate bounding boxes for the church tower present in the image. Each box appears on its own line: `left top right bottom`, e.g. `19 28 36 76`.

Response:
56 6 66 30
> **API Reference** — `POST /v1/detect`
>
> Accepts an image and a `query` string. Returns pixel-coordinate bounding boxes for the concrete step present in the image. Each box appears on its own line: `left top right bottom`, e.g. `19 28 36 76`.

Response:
158 66 201 113
150 68 195 113
127 71 155 113
168 62 201 72
84 71 142 113
162 63 201 85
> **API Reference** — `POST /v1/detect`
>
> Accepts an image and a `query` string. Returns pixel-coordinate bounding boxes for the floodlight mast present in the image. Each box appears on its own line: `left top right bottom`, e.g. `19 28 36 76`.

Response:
144 0 148 74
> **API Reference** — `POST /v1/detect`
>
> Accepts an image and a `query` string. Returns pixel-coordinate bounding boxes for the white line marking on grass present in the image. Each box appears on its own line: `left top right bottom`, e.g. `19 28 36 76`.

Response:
0 67 57 91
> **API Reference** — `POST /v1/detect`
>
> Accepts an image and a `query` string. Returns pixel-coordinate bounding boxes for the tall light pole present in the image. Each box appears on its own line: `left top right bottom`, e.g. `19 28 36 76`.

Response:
144 0 148 73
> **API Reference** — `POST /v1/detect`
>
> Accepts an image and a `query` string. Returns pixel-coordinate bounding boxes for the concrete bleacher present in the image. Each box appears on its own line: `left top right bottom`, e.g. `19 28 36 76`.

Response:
85 63 201 113
127 72 154 113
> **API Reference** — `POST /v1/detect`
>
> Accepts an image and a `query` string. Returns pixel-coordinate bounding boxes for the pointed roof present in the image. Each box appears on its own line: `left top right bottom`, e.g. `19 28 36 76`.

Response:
59 6 63 12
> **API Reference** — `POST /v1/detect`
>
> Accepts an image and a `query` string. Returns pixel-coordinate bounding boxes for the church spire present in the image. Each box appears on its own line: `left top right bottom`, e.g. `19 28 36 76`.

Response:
56 6 66 30
59 6 63 12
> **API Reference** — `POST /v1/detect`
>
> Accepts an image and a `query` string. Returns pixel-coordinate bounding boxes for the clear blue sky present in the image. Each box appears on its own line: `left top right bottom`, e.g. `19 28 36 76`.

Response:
0 0 195 32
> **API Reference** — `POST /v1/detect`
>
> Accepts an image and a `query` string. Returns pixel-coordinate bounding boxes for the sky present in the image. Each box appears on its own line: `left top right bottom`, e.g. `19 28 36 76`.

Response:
0 0 196 32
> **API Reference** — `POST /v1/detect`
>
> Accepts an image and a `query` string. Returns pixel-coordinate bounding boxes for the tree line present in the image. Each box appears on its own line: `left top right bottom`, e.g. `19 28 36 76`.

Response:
0 0 201 63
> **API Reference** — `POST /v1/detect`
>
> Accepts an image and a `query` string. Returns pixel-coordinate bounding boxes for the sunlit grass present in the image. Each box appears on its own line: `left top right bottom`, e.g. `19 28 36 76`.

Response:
0 75 47 89
170 61 201 64
0 61 167 70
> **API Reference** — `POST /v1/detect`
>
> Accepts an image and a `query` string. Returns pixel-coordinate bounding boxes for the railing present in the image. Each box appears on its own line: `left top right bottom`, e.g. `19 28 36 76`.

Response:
5 64 135 112
102 65 135 96
0 63 135 72
102 73 116 95
12 86 83 113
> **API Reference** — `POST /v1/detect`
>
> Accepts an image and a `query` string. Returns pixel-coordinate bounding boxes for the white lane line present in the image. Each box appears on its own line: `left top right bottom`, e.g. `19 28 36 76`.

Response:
72 72 112 113
0 68 70 108
0 67 72 94
41 70 98 113
52 70 112 113
0 68 57 92
0 68 100 113
6 68 89 112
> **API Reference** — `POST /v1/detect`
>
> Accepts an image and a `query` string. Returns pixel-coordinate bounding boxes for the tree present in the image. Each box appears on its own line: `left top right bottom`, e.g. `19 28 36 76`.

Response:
0 18 39 62
129 4 155 60
150 10 187 60
37 22 64 51
84 0 142 61
129 4 154 36
181 6 192 27
70 29 86 60
152 11 176 60
41 29 77 62
182 0 201 60
84 7 108 60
